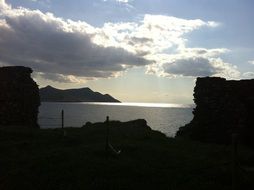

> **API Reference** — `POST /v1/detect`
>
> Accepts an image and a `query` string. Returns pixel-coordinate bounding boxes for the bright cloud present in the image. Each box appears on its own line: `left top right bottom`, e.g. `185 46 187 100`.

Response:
100 15 212 54
33 72 88 83
248 60 254 65
242 72 254 79
0 0 240 83
98 14 239 79
117 0 129 3
104 0 131 3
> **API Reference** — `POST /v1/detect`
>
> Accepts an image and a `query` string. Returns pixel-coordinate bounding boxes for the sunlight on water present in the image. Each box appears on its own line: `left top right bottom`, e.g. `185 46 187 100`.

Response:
79 102 193 108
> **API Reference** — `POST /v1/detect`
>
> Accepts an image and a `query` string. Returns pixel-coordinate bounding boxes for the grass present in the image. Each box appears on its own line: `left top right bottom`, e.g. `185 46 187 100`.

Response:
0 121 253 190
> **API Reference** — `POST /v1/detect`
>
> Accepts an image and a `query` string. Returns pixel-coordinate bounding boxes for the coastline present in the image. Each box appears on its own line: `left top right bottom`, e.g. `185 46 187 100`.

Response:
38 102 194 137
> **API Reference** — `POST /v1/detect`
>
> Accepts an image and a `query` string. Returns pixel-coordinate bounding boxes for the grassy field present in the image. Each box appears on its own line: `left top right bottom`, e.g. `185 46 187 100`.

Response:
0 121 253 190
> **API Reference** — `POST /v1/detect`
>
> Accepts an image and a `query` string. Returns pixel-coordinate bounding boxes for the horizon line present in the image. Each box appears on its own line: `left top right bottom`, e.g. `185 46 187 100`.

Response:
42 102 195 108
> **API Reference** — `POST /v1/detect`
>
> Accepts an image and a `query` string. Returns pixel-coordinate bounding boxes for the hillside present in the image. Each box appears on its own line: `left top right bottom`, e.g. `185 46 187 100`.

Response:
39 85 120 102
0 121 253 190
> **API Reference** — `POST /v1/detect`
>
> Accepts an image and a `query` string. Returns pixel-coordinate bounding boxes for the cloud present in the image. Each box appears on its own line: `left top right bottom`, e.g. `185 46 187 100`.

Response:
161 57 240 79
0 0 240 83
207 21 220 27
163 57 219 77
0 0 10 11
242 72 254 79
0 0 150 82
116 0 130 3
101 15 214 55
145 47 240 79
27 0 51 5
248 60 254 65
99 14 234 81
34 72 88 83
103 0 132 3
102 0 134 9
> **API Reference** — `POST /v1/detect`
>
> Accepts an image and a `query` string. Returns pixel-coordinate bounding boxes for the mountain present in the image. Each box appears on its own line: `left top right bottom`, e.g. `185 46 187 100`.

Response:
39 85 120 102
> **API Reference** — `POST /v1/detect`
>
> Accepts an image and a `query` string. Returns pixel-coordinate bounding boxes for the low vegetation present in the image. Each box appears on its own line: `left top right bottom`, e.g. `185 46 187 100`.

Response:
0 121 253 190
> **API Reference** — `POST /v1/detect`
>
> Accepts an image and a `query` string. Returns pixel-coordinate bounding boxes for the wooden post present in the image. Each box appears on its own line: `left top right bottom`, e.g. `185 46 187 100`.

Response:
61 110 66 136
61 109 64 129
105 116 109 151
232 133 238 190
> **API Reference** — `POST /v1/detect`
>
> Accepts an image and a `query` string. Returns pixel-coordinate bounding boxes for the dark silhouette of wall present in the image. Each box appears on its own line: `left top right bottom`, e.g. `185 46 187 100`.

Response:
0 66 40 127
177 77 254 147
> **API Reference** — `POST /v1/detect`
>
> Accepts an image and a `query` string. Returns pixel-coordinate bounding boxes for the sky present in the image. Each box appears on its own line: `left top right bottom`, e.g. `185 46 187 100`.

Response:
0 0 253 103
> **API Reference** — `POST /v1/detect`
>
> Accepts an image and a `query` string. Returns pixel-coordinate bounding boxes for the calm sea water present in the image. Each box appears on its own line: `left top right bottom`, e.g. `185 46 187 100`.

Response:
38 102 194 137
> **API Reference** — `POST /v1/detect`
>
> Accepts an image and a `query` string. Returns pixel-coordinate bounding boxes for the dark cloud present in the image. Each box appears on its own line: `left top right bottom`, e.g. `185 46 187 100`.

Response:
0 4 151 82
163 57 222 77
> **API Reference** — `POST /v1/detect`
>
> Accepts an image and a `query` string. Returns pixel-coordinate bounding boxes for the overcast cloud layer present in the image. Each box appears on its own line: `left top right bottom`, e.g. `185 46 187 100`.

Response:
0 0 240 83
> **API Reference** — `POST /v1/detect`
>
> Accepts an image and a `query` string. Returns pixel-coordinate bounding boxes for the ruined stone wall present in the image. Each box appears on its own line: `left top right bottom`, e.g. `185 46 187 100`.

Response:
177 77 254 146
0 66 40 127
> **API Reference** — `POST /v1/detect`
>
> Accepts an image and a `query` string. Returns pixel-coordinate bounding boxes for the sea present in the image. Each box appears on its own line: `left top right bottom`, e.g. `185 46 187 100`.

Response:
38 102 194 137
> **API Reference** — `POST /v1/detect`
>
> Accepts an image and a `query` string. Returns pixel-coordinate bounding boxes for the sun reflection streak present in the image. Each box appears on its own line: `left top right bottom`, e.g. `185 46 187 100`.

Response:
80 102 193 108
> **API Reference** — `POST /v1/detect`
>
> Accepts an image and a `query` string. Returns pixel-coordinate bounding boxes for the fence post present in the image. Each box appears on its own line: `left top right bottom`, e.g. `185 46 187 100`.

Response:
61 110 64 129
232 133 238 190
105 116 109 151
61 110 66 136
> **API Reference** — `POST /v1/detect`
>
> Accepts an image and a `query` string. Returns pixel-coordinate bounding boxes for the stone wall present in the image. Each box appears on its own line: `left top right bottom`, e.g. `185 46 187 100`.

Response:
0 66 40 127
177 77 254 146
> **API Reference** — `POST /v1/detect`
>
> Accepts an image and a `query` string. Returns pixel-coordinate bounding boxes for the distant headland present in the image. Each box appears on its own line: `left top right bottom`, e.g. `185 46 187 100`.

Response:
39 85 121 103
